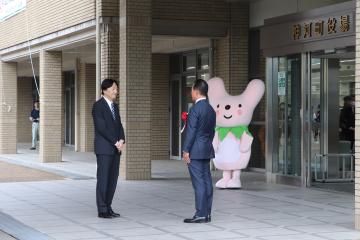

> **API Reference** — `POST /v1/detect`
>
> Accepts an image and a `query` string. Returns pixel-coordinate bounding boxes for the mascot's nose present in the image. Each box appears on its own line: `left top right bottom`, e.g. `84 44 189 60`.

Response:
225 105 231 110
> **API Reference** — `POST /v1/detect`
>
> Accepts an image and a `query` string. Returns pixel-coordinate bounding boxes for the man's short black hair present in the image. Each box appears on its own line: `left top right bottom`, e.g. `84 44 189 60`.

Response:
344 96 352 102
193 79 208 97
101 79 118 94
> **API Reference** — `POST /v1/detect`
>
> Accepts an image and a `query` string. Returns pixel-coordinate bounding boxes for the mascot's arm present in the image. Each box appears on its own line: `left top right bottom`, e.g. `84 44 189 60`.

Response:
240 132 253 153
213 131 219 153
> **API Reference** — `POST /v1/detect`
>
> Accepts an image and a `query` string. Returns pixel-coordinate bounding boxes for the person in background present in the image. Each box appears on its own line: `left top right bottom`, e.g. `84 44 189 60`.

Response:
29 101 40 150
339 95 355 151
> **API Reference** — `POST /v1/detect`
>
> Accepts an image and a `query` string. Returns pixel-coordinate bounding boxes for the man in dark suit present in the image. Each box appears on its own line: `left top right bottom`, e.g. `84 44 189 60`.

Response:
340 95 355 151
182 79 216 223
92 79 125 218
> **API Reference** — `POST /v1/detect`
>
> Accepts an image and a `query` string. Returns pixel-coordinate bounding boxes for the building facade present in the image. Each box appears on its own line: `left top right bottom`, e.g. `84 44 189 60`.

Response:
0 0 360 228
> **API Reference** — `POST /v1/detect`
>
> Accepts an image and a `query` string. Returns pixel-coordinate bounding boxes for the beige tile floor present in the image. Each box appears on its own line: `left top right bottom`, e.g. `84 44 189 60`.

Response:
0 146 358 240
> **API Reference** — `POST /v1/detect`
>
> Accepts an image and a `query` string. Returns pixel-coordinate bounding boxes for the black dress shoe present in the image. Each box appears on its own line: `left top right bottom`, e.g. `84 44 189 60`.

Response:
108 209 120 218
98 212 112 218
184 216 207 223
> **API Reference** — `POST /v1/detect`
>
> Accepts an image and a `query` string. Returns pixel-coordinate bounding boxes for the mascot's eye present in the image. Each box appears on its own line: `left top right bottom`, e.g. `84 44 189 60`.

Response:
217 104 219 108
239 104 242 108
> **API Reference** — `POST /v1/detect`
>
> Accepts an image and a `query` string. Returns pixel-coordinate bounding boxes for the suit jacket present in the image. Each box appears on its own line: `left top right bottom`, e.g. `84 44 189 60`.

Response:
182 99 216 160
340 105 355 141
92 97 125 155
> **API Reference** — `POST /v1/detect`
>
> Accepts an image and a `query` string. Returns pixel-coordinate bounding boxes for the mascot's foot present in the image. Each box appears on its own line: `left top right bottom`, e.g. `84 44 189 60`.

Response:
226 178 242 189
215 178 229 189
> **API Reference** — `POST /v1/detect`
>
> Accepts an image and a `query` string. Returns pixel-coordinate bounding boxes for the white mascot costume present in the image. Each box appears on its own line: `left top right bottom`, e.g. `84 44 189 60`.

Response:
208 77 265 189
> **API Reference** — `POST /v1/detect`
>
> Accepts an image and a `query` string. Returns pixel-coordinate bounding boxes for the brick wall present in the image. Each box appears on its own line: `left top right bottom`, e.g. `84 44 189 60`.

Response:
97 0 119 17
214 3 249 95
251 50 266 122
0 0 95 50
151 54 170 161
213 2 266 168
214 35 230 90
249 50 266 168
99 0 119 84
61 73 65 146
0 62 17 154
152 0 228 22
119 0 152 180
77 62 96 152
17 77 33 143
39 51 62 163
355 0 360 230
101 24 119 82
228 3 249 95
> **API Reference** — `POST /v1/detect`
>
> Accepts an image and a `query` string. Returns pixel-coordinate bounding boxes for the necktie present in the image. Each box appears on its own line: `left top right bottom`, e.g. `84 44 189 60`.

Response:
110 103 116 120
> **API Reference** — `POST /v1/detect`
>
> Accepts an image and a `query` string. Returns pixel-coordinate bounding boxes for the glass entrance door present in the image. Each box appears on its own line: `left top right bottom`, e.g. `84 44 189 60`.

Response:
272 55 302 177
170 76 181 158
309 51 355 190
268 48 355 188
64 71 75 146
169 49 210 159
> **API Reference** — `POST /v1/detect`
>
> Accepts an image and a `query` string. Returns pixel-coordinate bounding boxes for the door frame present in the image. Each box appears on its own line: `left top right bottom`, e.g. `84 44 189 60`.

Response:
169 48 210 160
305 51 356 186
169 74 182 160
64 71 75 147
266 54 305 186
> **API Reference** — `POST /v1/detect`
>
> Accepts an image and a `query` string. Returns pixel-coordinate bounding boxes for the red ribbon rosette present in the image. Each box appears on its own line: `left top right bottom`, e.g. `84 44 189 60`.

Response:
181 111 188 133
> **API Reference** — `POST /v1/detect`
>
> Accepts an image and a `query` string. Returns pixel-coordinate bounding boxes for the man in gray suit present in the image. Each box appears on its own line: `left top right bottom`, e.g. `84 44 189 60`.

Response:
182 79 216 223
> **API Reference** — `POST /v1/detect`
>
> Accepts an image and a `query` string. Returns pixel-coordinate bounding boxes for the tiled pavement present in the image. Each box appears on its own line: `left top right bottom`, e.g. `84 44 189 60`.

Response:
0 230 16 240
0 148 359 240
0 172 359 239
0 144 97 179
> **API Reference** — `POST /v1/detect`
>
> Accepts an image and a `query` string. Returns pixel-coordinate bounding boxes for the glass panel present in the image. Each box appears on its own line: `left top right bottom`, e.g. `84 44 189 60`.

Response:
65 90 70 144
170 55 181 74
248 124 266 168
277 57 287 174
310 52 355 185
310 57 321 179
183 53 196 72
185 75 196 86
64 71 75 146
197 51 209 70
169 49 210 159
71 76 75 145
197 72 210 80
339 59 355 153
171 81 180 156
274 55 302 176
287 57 302 176
337 59 355 181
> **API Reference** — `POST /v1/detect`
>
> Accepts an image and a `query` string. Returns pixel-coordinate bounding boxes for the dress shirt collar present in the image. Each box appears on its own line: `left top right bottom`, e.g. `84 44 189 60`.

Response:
103 96 113 109
195 97 207 104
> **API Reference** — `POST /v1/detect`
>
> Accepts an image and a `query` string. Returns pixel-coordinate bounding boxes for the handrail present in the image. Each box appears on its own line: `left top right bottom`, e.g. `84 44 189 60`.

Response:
315 153 353 157
313 153 354 182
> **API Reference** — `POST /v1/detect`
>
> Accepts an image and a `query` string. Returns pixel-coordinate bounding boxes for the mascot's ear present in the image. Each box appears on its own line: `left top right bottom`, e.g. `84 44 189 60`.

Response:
241 79 265 108
207 77 228 103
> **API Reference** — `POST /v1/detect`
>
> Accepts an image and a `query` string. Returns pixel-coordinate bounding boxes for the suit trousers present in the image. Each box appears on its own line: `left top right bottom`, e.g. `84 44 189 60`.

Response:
96 154 120 213
188 159 213 218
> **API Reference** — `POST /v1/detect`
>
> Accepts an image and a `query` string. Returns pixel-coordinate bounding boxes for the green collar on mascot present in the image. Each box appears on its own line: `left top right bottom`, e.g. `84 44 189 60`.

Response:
215 125 251 141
